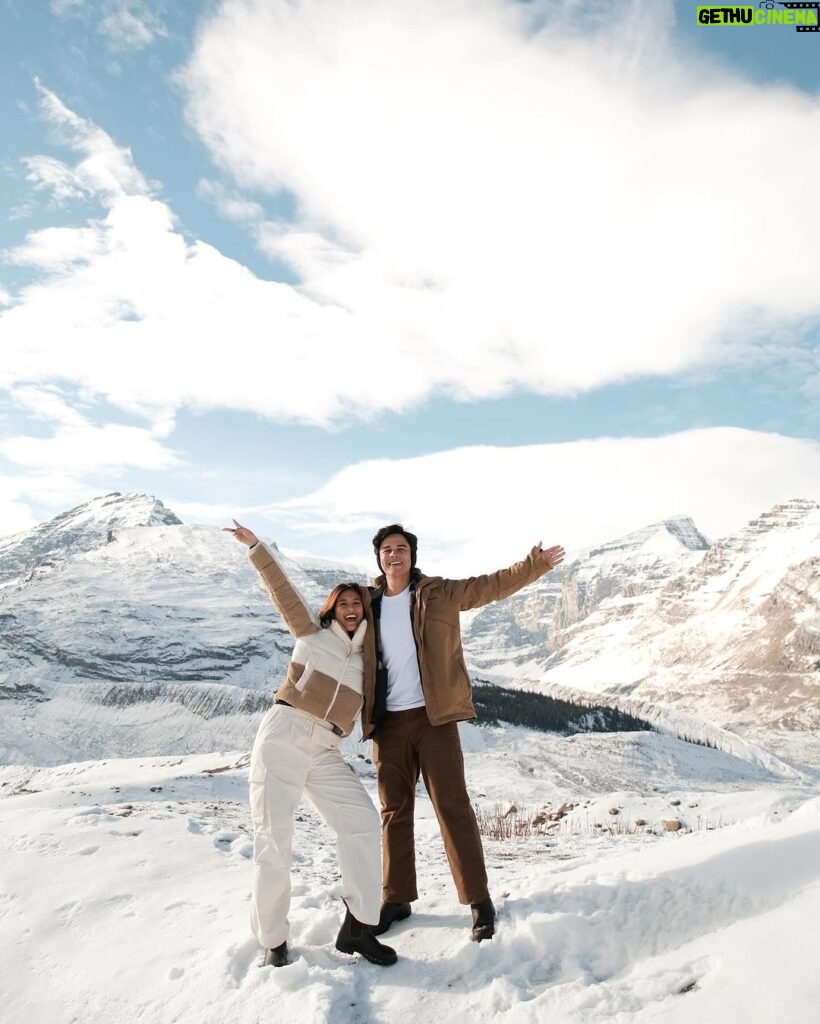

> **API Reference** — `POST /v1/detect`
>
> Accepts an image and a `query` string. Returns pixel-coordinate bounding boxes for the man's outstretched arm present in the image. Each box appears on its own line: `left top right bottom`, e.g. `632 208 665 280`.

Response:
442 543 565 612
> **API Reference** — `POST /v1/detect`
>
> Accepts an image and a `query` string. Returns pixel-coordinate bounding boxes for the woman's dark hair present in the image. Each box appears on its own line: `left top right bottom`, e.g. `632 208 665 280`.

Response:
372 523 418 572
318 583 368 627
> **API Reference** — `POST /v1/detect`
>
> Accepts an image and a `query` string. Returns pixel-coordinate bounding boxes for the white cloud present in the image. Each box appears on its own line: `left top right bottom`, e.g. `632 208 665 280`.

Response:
0 481 39 537
2 86 443 424
265 428 820 576
8 225 105 271
22 155 91 205
32 81 151 200
50 0 85 14
178 0 820 401
0 388 180 538
51 0 168 52
2 5 818 432
162 498 261 530
10 386 87 428
0 410 179 474
0 471 116 538
196 179 265 226
0 424 177 473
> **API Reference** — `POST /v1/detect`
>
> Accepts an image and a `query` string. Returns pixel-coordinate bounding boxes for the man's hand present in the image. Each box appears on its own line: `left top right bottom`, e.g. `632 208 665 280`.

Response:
224 518 259 547
536 543 565 570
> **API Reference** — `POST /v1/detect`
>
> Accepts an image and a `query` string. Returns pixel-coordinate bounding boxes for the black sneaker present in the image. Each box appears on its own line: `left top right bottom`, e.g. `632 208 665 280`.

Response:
470 898 496 942
372 900 412 936
263 941 289 967
335 908 397 966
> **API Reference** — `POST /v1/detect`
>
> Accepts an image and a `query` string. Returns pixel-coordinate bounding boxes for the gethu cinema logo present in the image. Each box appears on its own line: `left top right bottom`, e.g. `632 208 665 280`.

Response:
697 3 820 30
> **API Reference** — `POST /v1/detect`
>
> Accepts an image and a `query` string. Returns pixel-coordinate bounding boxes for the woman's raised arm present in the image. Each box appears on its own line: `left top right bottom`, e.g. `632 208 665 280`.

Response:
225 518 318 638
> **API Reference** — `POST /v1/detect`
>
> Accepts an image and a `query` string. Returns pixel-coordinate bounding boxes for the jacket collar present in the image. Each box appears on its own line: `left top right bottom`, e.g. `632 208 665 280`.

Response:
328 618 367 650
372 567 425 592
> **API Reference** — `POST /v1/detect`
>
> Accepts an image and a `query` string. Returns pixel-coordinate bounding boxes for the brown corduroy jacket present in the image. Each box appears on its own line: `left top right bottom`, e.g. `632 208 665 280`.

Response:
364 546 552 737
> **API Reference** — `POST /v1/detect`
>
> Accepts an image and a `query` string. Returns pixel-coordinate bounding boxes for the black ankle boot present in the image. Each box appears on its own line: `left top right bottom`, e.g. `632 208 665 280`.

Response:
335 907 397 966
263 941 289 967
470 897 496 942
372 900 412 936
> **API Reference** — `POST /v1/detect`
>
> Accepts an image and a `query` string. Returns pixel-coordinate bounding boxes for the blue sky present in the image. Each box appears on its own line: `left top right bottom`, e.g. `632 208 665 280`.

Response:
2 0 820 573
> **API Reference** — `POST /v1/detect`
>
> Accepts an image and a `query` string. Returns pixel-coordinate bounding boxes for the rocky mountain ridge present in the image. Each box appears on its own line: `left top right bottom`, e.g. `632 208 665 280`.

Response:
0 493 817 766
531 499 820 733
462 515 711 674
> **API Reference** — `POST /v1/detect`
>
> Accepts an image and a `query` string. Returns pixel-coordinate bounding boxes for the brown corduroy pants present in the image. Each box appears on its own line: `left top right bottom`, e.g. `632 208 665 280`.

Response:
371 706 489 905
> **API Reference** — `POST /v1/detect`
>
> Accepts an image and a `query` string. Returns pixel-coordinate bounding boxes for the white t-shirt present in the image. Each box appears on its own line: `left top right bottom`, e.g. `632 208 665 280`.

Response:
380 587 426 711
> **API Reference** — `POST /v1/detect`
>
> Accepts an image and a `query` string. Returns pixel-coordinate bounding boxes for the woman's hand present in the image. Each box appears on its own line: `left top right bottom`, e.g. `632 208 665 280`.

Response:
224 519 259 547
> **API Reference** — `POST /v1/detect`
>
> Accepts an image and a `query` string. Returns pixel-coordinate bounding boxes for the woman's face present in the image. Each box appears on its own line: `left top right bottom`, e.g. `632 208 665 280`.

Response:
333 589 364 631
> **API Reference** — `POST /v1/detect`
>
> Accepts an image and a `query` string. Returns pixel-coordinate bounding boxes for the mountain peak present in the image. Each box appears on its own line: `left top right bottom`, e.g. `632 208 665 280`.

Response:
740 498 819 537
0 492 182 584
68 492 182 529
586 515 709 562
698 498 820 566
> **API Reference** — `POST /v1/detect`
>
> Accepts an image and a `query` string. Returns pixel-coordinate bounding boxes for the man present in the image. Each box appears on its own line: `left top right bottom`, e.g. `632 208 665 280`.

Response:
363 524 565 942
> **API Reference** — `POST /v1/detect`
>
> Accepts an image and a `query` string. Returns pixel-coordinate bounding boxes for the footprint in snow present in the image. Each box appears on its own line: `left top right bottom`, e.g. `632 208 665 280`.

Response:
223 935 262 985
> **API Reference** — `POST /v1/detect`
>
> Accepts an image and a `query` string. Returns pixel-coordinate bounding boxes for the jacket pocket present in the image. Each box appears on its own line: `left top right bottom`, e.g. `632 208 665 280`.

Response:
248 762 268 828
293 658 314 692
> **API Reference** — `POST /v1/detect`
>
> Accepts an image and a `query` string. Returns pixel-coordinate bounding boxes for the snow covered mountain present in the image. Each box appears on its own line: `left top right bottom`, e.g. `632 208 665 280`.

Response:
1 493 817 767
0 492 365 764
534 500 820 734
463 516 710 677
4 495 818 1024
460 501 820 748
0 491 182 586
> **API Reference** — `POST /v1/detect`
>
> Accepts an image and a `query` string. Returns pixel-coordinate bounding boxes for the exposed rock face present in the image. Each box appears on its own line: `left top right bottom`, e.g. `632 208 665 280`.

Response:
552 517 710 631
463 516 709 672
540 500 820 733
649 502 819 718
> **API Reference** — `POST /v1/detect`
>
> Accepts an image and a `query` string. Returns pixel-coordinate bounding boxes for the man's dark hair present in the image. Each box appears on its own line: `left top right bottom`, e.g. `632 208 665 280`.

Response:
372 523 418 572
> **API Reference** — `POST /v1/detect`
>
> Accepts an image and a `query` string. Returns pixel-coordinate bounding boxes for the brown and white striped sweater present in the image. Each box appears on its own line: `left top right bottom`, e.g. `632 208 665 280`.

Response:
249 542 375 738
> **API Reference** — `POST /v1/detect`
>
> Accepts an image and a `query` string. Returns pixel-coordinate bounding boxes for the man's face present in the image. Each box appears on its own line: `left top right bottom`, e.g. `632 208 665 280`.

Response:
379 533 412 576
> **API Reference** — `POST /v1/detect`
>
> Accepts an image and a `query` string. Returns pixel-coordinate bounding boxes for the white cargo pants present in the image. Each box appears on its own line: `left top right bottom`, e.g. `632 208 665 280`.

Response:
248 704 381 948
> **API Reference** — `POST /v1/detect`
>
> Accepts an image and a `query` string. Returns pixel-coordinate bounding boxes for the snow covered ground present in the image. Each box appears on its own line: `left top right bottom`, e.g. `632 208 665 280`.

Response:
2 725 819 1024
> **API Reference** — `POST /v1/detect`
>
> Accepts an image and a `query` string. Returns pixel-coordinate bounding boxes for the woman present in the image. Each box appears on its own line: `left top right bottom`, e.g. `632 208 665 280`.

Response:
226 519 396 968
